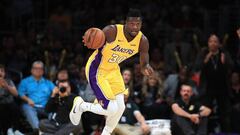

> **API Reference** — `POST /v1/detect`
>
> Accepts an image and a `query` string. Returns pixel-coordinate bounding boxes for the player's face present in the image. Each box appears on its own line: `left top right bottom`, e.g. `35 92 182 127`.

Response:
125 17 142 37
208 35 219 52
180 85 193 100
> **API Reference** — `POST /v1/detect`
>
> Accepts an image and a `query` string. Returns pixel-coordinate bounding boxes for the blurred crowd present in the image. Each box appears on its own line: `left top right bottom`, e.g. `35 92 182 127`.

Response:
0 0 240 135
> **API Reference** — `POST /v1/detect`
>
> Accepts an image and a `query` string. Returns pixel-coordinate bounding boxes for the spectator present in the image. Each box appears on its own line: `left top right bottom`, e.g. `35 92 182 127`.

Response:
54 67 100 135
113 93 150 135
171 83 211 135
229 71 240 133
195 34 233 132
164 66 198 103
39 79 81 135
0 64 23 135
76 67 88 97
55 68 78 95
164 29 195 74
18 61 56 132
234 28 240 70
140 71 171 119
122 68 134 98
141 71 163 107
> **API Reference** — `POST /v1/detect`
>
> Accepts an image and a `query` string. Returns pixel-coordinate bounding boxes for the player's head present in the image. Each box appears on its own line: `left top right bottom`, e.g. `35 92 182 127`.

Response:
125 8 142 37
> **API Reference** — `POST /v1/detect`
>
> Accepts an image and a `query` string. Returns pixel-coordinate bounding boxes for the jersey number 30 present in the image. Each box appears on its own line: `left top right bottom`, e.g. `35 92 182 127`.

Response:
108 53 127 64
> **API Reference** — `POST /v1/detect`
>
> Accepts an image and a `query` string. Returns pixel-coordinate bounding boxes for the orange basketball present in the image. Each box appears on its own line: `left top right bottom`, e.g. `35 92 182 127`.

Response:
83 27 105 49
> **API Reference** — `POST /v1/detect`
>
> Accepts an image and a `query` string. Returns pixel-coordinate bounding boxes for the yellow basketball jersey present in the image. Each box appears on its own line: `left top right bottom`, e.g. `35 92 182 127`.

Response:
89 24 142 71
85 24 142 102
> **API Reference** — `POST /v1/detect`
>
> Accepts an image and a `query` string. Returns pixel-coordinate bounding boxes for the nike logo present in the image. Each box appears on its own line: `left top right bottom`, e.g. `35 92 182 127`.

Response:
130 44 136 46
73 106 77 113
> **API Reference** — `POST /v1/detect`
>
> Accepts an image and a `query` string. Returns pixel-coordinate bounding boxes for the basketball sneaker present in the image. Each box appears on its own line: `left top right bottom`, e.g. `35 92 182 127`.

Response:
69 96 84 125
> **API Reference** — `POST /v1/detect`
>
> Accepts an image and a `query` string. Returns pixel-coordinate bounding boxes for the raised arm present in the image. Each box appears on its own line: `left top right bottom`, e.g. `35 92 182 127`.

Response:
139 35 154 76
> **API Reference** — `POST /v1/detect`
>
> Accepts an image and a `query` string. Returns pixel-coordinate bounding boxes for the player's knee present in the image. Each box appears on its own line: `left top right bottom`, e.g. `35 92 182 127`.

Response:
107 101 118 115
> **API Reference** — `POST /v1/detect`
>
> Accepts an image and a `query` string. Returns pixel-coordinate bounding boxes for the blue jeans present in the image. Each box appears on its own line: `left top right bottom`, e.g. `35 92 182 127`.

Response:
22 104 48 129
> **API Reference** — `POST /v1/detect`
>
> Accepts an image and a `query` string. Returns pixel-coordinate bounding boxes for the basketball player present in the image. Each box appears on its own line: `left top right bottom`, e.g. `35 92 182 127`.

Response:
69 9 154 135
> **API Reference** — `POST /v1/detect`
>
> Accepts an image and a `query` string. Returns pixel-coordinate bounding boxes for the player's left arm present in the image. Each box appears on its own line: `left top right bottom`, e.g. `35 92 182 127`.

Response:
139 35 154 76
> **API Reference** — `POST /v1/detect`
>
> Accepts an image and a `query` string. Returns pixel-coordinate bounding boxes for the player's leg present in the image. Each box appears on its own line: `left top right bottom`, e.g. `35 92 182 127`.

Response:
102 70 126 135
70 94 119 125
70 70 118 125
102 94 125 135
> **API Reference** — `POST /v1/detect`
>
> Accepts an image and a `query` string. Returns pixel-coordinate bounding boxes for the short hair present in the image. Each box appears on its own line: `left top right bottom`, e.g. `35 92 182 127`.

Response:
126 8 142 19
181 82 193 90
32 61 44 68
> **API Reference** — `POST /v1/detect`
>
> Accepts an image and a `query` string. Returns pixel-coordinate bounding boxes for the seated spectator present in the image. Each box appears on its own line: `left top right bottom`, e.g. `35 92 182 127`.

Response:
171 83 211 135
164 66 198 104
76 67 88 97
113 92 150 135
55 68 78 95
140 71 163 114
0 64 24 135
39 79 81 135
54 67 99 135
121 68 134 98
229 71 240 133
18 61 56 132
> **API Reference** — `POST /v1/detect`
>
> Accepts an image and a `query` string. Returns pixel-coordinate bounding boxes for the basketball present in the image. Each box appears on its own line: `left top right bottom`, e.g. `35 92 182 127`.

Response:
83 27 105 49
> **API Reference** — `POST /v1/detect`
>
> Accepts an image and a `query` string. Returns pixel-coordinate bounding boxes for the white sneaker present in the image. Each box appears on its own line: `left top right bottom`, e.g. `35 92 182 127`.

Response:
69 96 84 125
7 128 14 135
14 130 24 135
